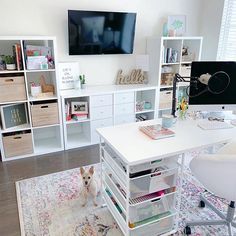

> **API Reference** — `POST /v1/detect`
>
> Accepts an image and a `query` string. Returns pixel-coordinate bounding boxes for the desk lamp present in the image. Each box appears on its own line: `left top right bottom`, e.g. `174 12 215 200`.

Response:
171 71 230 117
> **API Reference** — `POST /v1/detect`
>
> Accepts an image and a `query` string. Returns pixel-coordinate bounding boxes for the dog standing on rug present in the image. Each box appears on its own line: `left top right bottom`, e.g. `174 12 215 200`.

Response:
80 166 99 207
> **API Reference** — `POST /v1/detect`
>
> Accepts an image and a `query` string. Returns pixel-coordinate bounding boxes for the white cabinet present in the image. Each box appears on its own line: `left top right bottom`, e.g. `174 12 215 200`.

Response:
147 36 202 117
61 85 157 150
0 36 63 162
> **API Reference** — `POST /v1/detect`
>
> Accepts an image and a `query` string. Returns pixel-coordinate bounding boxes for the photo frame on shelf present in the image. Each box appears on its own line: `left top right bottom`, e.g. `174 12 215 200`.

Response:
0 103 29 130
58 62 80 90
167 15 186 36
71 101 88 115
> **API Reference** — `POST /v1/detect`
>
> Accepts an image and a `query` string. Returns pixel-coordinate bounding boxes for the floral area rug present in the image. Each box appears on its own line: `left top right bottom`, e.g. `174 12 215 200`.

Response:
16 159 235 236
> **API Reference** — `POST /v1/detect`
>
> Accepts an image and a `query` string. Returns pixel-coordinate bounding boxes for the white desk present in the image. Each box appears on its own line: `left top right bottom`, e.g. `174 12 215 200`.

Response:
97 119 235 236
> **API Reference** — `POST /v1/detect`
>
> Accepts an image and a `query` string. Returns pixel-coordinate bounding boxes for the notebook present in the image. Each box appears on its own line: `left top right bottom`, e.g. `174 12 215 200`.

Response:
139 124 175 140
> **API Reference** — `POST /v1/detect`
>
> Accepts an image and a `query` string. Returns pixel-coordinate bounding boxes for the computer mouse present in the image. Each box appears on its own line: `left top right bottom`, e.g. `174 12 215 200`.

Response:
230 119 236 126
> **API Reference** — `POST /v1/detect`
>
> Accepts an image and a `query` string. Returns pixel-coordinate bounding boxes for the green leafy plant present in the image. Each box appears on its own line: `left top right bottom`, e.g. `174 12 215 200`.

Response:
79 74 85 84
3 55 15 64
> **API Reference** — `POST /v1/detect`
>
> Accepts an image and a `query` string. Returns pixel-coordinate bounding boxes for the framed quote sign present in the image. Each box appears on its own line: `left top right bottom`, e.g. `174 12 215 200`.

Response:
58 62 80 90
1 103 29 130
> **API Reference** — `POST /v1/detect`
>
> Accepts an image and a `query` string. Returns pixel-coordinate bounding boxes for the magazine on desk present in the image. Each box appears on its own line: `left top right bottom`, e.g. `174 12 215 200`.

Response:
139 124 175 140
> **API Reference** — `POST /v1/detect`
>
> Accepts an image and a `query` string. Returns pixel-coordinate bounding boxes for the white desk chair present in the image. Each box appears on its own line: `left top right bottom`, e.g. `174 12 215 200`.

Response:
184 140 236 235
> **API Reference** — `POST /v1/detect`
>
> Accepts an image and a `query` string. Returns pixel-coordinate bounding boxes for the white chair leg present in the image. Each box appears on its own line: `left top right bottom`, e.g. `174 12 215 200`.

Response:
228 223 233 236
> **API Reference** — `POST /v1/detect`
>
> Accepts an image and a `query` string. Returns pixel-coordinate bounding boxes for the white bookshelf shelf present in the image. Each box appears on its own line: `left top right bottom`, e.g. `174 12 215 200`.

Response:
1 124 31 134
0 36 63 162
147 36 203 117
135 109 155 114
25 69 56 73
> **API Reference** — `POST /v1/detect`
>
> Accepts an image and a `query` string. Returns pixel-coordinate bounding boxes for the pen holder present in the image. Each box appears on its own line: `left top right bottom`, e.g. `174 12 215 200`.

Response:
31 85 42 97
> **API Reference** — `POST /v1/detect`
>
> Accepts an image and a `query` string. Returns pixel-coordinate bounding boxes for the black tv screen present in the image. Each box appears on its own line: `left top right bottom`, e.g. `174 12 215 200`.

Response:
68 10 136 55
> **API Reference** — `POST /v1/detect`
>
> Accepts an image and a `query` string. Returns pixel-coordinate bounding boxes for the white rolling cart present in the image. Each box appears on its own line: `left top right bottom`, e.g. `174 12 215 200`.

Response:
97 120 185 236
97 119 235 236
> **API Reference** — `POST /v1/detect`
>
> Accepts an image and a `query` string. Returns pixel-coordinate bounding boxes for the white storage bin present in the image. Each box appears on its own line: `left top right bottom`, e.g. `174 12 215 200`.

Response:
90 105 113 120
102 146 127 185
130 168 178 199
104 172 126 209
115 92 135 104
130 156 178 174
90 94 113 107
114 102 134 116
130 215 175 236
129 192 176 224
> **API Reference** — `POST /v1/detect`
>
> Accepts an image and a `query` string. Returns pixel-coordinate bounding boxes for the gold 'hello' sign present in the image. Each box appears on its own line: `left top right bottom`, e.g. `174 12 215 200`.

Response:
116 69 148 85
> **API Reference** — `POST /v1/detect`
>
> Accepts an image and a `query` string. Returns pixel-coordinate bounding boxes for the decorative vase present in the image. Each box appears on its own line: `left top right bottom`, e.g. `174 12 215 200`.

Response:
81 83 86 89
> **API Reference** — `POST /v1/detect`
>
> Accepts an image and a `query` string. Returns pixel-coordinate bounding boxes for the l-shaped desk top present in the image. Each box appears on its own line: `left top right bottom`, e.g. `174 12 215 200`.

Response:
97 119 235 165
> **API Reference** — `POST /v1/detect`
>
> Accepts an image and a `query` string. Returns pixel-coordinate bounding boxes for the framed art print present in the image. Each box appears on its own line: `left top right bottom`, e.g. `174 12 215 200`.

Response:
1 103 29 130
167 15 186 36
71 101 88 115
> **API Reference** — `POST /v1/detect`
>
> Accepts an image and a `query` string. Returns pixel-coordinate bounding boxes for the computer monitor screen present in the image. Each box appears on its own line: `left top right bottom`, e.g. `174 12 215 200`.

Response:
189 61 236 111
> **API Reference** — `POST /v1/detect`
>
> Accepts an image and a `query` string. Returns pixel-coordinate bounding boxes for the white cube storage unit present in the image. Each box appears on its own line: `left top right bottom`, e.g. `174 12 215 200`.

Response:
0 36 63 162
61 85 158 150
146 36 202 117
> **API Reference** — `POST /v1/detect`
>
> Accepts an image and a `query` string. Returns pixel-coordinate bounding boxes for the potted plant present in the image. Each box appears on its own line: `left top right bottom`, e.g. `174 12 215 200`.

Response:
79 74 86 89
3 55 16 70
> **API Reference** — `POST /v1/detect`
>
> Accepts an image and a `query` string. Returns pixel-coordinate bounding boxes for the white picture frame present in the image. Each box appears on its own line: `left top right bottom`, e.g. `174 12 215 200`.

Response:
71 101 88 115
58 62 80 90
167 15 186 36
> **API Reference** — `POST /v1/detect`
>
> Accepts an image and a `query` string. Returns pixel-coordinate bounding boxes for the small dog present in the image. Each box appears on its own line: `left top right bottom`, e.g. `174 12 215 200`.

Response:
80 166 98 207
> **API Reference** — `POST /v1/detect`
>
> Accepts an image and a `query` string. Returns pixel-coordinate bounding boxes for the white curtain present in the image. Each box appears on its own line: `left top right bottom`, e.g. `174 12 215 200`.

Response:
217 0 236 60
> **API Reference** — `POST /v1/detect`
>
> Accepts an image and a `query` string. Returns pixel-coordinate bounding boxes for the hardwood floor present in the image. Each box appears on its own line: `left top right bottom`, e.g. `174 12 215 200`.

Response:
0 145 100 236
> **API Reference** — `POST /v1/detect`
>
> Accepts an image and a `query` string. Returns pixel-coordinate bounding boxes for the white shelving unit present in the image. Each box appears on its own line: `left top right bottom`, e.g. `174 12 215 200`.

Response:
0 36 63 162
147 36 203 117
61 85 158 150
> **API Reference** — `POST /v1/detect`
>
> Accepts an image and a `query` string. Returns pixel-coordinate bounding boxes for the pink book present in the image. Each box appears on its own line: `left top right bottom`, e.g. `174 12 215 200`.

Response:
139 124 175 140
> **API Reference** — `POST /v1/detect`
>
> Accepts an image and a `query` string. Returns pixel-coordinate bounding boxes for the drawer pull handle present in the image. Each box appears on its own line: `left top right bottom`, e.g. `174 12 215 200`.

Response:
151 198 161 203
151 172 162 177
5 79 14 83
13 136 22 140
41 105 49 108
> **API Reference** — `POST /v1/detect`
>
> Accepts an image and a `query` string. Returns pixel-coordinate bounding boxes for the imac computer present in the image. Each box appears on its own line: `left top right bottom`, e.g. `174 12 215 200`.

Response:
188 61 236 112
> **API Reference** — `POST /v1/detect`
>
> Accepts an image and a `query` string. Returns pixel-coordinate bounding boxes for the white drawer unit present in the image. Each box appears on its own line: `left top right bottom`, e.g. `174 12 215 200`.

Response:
114 114 135 125
90 94 113 107
90 105 113 120
61 85 157 150
91 118 113 143
115 92 135 104
100 141 180 236
114 103 134 116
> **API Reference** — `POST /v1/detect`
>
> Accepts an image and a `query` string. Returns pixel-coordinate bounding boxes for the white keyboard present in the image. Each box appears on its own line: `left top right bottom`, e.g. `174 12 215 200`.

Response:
198 120 233 130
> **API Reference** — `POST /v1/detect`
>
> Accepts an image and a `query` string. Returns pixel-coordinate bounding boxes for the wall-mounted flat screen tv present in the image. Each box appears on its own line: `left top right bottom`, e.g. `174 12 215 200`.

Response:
68 10 137 55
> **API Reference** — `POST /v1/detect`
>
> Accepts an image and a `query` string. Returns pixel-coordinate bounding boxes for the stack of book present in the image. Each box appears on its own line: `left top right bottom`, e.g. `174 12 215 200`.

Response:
12 43 23 71
139 124 175 140
162 47 178 63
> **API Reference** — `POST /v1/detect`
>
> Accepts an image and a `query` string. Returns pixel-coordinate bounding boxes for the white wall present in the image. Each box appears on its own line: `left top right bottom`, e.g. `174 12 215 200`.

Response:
199 0 225 60
0 0 203 85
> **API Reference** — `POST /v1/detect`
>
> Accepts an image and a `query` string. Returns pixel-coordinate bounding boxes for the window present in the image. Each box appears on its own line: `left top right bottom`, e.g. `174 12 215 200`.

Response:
217 0 236 60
